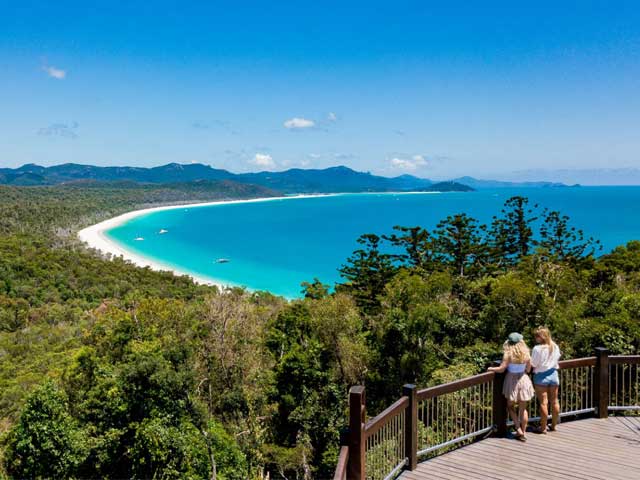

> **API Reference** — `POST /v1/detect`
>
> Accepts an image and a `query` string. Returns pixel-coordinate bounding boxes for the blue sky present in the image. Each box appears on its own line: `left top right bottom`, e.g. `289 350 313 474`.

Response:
1 1 639 181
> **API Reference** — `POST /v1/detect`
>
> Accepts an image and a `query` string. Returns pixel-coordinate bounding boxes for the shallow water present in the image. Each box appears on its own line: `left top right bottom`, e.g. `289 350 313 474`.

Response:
106 188 640 298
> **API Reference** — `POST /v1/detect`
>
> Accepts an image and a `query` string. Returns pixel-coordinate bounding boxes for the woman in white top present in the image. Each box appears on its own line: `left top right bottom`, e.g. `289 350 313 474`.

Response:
531 326 561 433
488 332 534 441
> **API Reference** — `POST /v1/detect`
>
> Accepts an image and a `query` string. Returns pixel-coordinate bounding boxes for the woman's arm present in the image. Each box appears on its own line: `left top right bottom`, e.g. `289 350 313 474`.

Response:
530 346 540 369
526 359 532 373
488 359 508 373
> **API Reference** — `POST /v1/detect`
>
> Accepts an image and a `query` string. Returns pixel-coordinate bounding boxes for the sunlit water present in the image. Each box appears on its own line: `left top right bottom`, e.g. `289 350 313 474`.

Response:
106 188 640 298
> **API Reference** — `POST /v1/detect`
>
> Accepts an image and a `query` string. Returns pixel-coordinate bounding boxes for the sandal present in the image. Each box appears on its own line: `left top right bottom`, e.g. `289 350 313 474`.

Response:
533 427 548 434
514 427 526 441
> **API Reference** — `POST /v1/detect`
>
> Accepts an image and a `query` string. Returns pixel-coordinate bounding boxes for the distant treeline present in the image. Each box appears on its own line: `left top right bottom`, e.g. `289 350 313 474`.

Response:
0 182 278 238
0 185 638 480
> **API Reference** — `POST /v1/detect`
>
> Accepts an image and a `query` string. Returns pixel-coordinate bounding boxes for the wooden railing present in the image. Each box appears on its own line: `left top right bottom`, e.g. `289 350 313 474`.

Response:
333 445 349 480
416 371 495 459
335 348 640 480
609 355 640 411
364 395 408 479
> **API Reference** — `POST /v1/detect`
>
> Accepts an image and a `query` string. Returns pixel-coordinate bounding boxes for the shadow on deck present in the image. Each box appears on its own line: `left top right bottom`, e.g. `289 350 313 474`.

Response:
399 416 640 480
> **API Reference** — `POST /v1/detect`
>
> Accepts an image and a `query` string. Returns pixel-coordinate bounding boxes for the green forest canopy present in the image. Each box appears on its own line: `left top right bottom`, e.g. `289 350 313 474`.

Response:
0 185 639 479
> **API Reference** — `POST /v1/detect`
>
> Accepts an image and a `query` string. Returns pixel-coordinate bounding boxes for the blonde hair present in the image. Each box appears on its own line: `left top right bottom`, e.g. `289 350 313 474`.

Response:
503 339 531 363
535 326 555 353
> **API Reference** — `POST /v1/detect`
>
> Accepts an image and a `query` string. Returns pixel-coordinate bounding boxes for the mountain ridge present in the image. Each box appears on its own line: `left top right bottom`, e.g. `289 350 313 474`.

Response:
0 162 568 192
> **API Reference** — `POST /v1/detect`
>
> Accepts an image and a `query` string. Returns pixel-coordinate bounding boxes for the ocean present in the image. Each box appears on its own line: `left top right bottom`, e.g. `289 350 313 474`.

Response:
105 188 640 298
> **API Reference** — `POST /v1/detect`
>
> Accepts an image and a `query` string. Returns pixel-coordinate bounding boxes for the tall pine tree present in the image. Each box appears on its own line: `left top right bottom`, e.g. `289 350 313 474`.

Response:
537 209 601 262
383 225 434 270
338 234 396 312
432 214 486 277
489 196 538 266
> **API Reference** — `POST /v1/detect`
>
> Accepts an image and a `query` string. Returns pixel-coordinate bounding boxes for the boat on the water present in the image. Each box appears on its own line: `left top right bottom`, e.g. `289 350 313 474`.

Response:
215 258 230 264
134 237 144 241
158 229 169 234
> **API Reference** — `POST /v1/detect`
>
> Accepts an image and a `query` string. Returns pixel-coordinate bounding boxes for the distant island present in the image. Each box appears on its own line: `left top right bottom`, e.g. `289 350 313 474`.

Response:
0 162 571 193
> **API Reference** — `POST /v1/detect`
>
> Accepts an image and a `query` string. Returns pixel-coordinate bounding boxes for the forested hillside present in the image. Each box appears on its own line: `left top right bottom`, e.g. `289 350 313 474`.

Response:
0 186 638 479
0 162 476 192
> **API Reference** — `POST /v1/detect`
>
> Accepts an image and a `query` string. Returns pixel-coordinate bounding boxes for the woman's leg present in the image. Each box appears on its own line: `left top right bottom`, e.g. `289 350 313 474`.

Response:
535 386 549 431
507 400 521 434
549 385 560 430
518 401 529 435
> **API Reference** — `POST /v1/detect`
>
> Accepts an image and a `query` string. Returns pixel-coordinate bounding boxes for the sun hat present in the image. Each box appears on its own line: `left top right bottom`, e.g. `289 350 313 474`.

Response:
507 332 523 344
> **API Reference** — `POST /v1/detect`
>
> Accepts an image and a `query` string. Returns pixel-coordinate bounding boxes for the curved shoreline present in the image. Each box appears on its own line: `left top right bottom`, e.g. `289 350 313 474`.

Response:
77 191 442 292
77 194 333 289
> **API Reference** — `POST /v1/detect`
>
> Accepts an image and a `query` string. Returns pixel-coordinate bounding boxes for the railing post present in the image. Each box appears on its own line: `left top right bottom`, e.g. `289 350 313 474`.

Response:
492 362 507 436
347 386 366 480
334 429 350 480
402 384 418 471
594 347 609 419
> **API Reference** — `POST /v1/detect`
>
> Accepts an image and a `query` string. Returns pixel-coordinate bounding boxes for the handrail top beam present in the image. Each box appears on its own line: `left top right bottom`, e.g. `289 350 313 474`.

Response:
559 357 596 368
417 371 494 400
609 355 640 365
364 396 409 437
333 446 349 480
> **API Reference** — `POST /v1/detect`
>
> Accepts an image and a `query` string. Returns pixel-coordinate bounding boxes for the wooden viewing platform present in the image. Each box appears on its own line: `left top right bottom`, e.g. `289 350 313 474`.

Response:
400 416 640 480
333 348 640 480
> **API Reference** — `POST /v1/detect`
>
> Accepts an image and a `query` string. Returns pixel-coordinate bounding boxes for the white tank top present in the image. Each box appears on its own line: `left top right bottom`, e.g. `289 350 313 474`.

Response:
531 343 561 372
507 363 526 373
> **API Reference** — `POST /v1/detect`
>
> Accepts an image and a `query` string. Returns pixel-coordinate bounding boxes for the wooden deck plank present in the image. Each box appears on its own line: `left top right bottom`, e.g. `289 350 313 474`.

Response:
476 439 640 478
613 415 640 437
531 426 640 462
430 458 531 480
400 469 469 480
400 417 640 480
436 450 569 480
622 415 640 427
456 443 615 480
484 436 639 465
476 441 640 479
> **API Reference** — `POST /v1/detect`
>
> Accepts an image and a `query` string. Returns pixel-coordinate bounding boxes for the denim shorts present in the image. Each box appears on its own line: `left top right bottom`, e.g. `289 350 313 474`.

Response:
533 368 559 386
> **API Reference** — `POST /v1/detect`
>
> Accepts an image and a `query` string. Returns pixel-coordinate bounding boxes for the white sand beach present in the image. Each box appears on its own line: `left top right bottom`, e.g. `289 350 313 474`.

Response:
77 191 440 289
77 194 331 288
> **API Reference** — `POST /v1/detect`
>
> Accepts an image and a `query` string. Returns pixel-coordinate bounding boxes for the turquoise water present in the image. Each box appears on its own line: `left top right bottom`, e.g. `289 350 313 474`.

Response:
106 188 640 298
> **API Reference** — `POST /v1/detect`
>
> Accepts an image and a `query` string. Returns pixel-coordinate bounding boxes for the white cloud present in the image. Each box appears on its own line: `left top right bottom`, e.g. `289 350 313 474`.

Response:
307 153 322 159
412 155 427 166
251 153 275 168
391 158 417 171
43 65 66 79
284 117 315 129
327 112 337 122
390 155 428 171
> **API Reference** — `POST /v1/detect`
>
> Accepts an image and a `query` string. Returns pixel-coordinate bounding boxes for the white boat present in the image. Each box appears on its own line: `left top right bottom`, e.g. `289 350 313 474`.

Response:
158 229 169 234
134 237 144 241
214 258 230 264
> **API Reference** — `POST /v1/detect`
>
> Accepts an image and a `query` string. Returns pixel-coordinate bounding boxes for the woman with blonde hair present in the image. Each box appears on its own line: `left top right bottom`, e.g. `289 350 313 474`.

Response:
488 332 535 441
531 326 561 433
